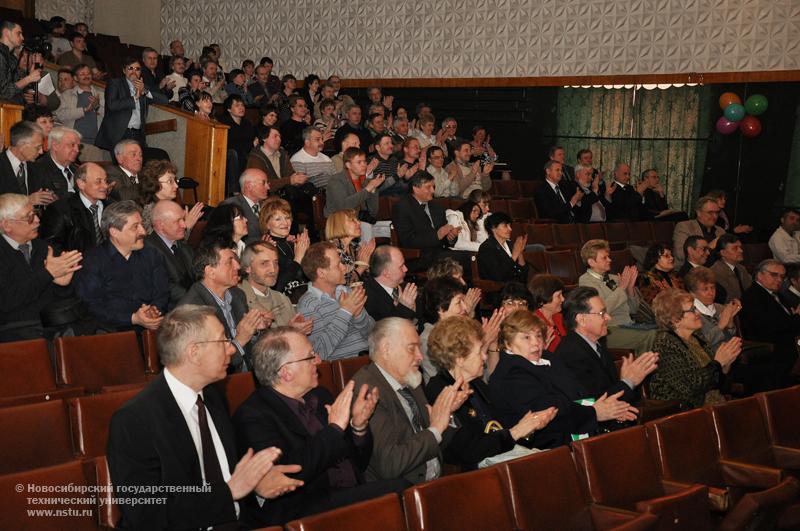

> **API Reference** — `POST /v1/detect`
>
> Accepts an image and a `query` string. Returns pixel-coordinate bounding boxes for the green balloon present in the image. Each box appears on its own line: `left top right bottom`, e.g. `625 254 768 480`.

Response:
744 94 768 116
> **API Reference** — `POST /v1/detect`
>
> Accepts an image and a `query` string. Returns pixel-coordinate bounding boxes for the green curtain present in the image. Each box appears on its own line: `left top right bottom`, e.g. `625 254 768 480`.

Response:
555 86 711 212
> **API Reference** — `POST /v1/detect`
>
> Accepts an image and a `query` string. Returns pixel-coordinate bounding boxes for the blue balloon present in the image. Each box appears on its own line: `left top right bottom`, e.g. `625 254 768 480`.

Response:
724 103 746 122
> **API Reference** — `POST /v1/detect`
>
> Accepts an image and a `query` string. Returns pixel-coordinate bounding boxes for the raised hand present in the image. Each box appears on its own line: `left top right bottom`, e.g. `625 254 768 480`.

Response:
45 247 83 283
236 309 263 344
288 312 314 335
619 351 659 387
464 287 482 315
592 391 638 422
511 234 527 262
481 307 506 349
228 447 281 500
293 230 310 263
339 285 366 317
185 202 205 232
396 283 417 310
350 383 379 429
714 337 742 372
28 189 57 206
326 380 354 430
356 238 376 264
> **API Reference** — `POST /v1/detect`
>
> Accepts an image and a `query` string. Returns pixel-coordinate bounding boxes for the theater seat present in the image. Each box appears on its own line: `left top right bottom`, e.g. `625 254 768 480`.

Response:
403 466 515 531
140 329 162 375
572 426 712 530
94 456 120 530
0 460 99 531
491 179 520 198
651 222 675 246
218 371 258 416
0 399 75 474
545 249 579 285
285 493 405 531
317 361 336 396
333 356 370 394
757 386 800 449
604 222 630 244
647 408 800 530
552 224 581 249
68 387 144 458
579 223 606 244
500 446 658 530
0 338 84 407
507 199 534 221
55 331 147 392
526 223 556 248
627 222 654 246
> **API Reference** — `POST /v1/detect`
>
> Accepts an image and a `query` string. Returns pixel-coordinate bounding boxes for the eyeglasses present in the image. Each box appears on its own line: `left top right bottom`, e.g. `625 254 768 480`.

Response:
9 212 37 223
764 270 786 279
582 310 609 317
125 66 141 71
193 338 235 348
502 299 528 308
682 307 699 315
278 353 319 371
158 178 177 185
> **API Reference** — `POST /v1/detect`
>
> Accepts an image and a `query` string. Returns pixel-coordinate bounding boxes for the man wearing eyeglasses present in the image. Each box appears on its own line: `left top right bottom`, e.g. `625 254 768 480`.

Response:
96 56 153 152
673 196 726 268
106 140 143 202
676 236 710 279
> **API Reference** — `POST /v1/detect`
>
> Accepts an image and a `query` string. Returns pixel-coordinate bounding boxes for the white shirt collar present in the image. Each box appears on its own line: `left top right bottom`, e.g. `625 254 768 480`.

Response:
2 233 22 250
614 180 626 189
575 331 601 356
789 285 800 298
693 298 717 317
5 150 22 173
375 278 395 298
242 195 256 209
78 191 99 209
375 362 405 391
505 350 550 366
163 367 204 416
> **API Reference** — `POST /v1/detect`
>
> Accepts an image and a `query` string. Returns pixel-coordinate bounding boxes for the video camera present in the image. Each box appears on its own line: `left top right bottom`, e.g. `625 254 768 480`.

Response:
22 35 52 58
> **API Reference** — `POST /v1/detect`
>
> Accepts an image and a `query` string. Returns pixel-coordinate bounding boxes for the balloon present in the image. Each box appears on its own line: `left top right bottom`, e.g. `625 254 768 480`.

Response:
723 103 745 121
744 94 768 116
719 92 741 110
716 116 739 135
740 115 762 138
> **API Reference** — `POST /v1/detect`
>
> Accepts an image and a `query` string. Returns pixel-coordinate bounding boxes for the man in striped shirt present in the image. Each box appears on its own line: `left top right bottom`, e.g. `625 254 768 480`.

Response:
289 127 336 190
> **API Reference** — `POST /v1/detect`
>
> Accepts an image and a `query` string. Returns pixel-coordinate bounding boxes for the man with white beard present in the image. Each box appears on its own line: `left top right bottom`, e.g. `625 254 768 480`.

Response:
350 317 470 484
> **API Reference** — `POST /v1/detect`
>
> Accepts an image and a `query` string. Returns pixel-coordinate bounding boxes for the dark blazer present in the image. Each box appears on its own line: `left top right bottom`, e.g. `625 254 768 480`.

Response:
178 282 250 372
107 373 240 530
477 237 528 283
643 188 668 217
39 193 111 254
220 193 261 244
31 153 77 200
391 194 451 251
144 232 195 310
608 183 645 221
363 276 417 322
95 77 151 150
573 183 611 224
741 283 800 353
779 286 800 312
488 351 598 449
232 385 372 525
0 152 43 195
141 65 172 102
324 170 379 219
533 179 577 223
555 331 637 404
105 165 140 203
350 362 442 484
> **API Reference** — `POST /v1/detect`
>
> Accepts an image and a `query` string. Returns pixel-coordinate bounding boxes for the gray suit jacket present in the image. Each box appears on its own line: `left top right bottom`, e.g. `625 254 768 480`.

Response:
220 193 261 244
710 260 752 303
672 219 725 268
106 165 140 202
324 171 379 218
350 362 442 484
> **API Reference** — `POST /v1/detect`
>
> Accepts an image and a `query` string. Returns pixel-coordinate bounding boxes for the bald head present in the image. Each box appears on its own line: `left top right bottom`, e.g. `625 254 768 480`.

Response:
239 168 269 202
151 199 187 241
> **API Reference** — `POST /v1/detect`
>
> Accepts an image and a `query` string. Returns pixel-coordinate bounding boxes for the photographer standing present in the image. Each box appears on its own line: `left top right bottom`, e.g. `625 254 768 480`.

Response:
0 21 42 104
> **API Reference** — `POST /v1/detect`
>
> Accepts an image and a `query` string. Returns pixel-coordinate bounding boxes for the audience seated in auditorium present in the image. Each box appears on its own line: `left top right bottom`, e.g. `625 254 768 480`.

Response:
179 240 269 372
325 209 375 286
220 168 269 244
0 122 51 204
637 243 684 305
76 200 169 332
489 310 637 449
390 115 410 150
280 95 311 156
238 242 313 332
578 239 656 353
259 197 309 296
138 159 202 236
144 200 195 311
639 169 687 221
233 326 405 526
193 91 215 122
95 56 153 150
290 126 336 190
397 137 425 180
273 74 297 122
428 145 457 198
364 245 417 322
549 145 574 184
769 207 800 264
201 202 250 257
534 159 580 223
248 64 273 107
54 65 104 160
710 234 752 303
683 266 740 351
330 132 360 173
324 148 382 226
529 274 567 352
371 133 405 196
673 196 726 267
223 69 255 108
140 47 173 102
707 189 753 235
256 105 280 141
366 112 387 140
219 94 257 192
33 126 80 199
446 200 488 252
0 193 83 342
676 235 710 278
106 139 143 202
608 163 646 221
649 288 742 408
351 317 469 483
107 305 301 530
56 32 101 79
297 242 375 361
572 164 611 223
477 212 529 283
55 67 75 97
444 139 492 199
164 56 188 102
40 162 110 254
178 72 203 113
419 277 472 381
411 113 437 151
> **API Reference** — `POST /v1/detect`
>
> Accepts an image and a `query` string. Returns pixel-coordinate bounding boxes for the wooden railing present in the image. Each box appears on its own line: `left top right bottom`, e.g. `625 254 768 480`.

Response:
0 101 23 147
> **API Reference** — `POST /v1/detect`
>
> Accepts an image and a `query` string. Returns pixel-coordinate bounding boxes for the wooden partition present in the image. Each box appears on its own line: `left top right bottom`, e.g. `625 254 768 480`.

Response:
0 101 23 148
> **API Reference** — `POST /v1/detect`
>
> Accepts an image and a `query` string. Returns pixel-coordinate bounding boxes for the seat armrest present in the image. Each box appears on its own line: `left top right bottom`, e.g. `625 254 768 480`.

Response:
773 445 800 470
590 505 659 530
635 483 709 529
719 459 784 489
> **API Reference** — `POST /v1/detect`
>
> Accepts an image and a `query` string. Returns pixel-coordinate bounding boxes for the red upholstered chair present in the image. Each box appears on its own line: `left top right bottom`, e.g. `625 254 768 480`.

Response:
216 371 258 416
500 446 658 530
651 221 675 246
403 466 515 531
526 223 556 248
316 361 337 396
552 223 582 249
627 222 655 246
491 179 520 198
518 180 542 198
544 249 580 285
579 223 606 244
646 408 800 530
187 219 207 248
68 387 145 458
757 386 800 449
55 331 147 392
0 338 84 407
94 456 121 529
285 493 405 531
609 248 636 275
0 399 75 474
508 199 535 221
490 199 509 214
572 426 712 530
604 222 631 244
332 356 370 394
140 329 162 375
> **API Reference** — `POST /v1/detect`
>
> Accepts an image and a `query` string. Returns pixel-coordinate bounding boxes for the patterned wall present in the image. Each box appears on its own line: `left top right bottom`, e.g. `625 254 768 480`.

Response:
159 0 800 79
35 0 94 29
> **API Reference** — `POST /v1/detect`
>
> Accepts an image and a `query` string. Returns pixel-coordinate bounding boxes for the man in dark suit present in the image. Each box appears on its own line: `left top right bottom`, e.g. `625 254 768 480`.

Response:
549 145 574 184
779 263 800 312
178 240 271 372
0 193 82 342
639 169 687 222
391 171 465 272
32 126 81 200
140 47 174 102
0 121 55 207
146 200 195 310
40 162 112 254
556 287 658 425
608 163 646 221
676 236 710 278
233 327 406 526
350 317 467 484
107 305 302 530
364 245 418 322
220 168 269 244
105 139 143 202
95 57 153 151
572 164 613 223
533 160 581 224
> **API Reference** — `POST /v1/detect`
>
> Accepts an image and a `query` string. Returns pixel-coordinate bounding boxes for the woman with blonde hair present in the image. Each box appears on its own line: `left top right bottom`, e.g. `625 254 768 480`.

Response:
258 197 308 295
324 209 375 285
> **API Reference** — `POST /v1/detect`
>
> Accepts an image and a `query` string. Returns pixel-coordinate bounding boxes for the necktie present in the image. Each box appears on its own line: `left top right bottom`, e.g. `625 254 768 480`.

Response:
733 266 745 294
252 202 260 216
397 387 424 433
195 395 225 486
555 185 566 204
16 163 27 195
170 243 178 255
89 203 102 244
18 242 31 264
602 273 618 291
64 166 73 189
391 287 399 304
421 202 433 227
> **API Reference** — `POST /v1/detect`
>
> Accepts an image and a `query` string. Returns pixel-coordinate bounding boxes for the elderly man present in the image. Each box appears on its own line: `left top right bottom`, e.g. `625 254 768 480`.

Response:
0 121 54 206
534 159 581 224
106 139 143 202
76 200 168 331
578 239 656 353
40 162 112 254
676 236 710 278
769 208 800 264
179 240 271 372
0 193 82 341
710 234 752 303
572 163 613 223
145 200 195 310
54 64 106 161
673 196 726 267
33 127 81 199
364 245 417 322
290 127 336 190
108 305 302 530
239 241 313 332
608 163 647 221
297 242 375 361
351 317 468 484
233 327 406 525
221 168 269 244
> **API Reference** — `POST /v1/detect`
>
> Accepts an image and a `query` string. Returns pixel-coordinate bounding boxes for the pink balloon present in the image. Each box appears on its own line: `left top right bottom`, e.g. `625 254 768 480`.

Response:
716 116 739 135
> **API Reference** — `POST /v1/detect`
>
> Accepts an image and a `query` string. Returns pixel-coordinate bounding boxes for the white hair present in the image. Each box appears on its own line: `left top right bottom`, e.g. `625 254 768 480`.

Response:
0 193 30 233
49 126 81 146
